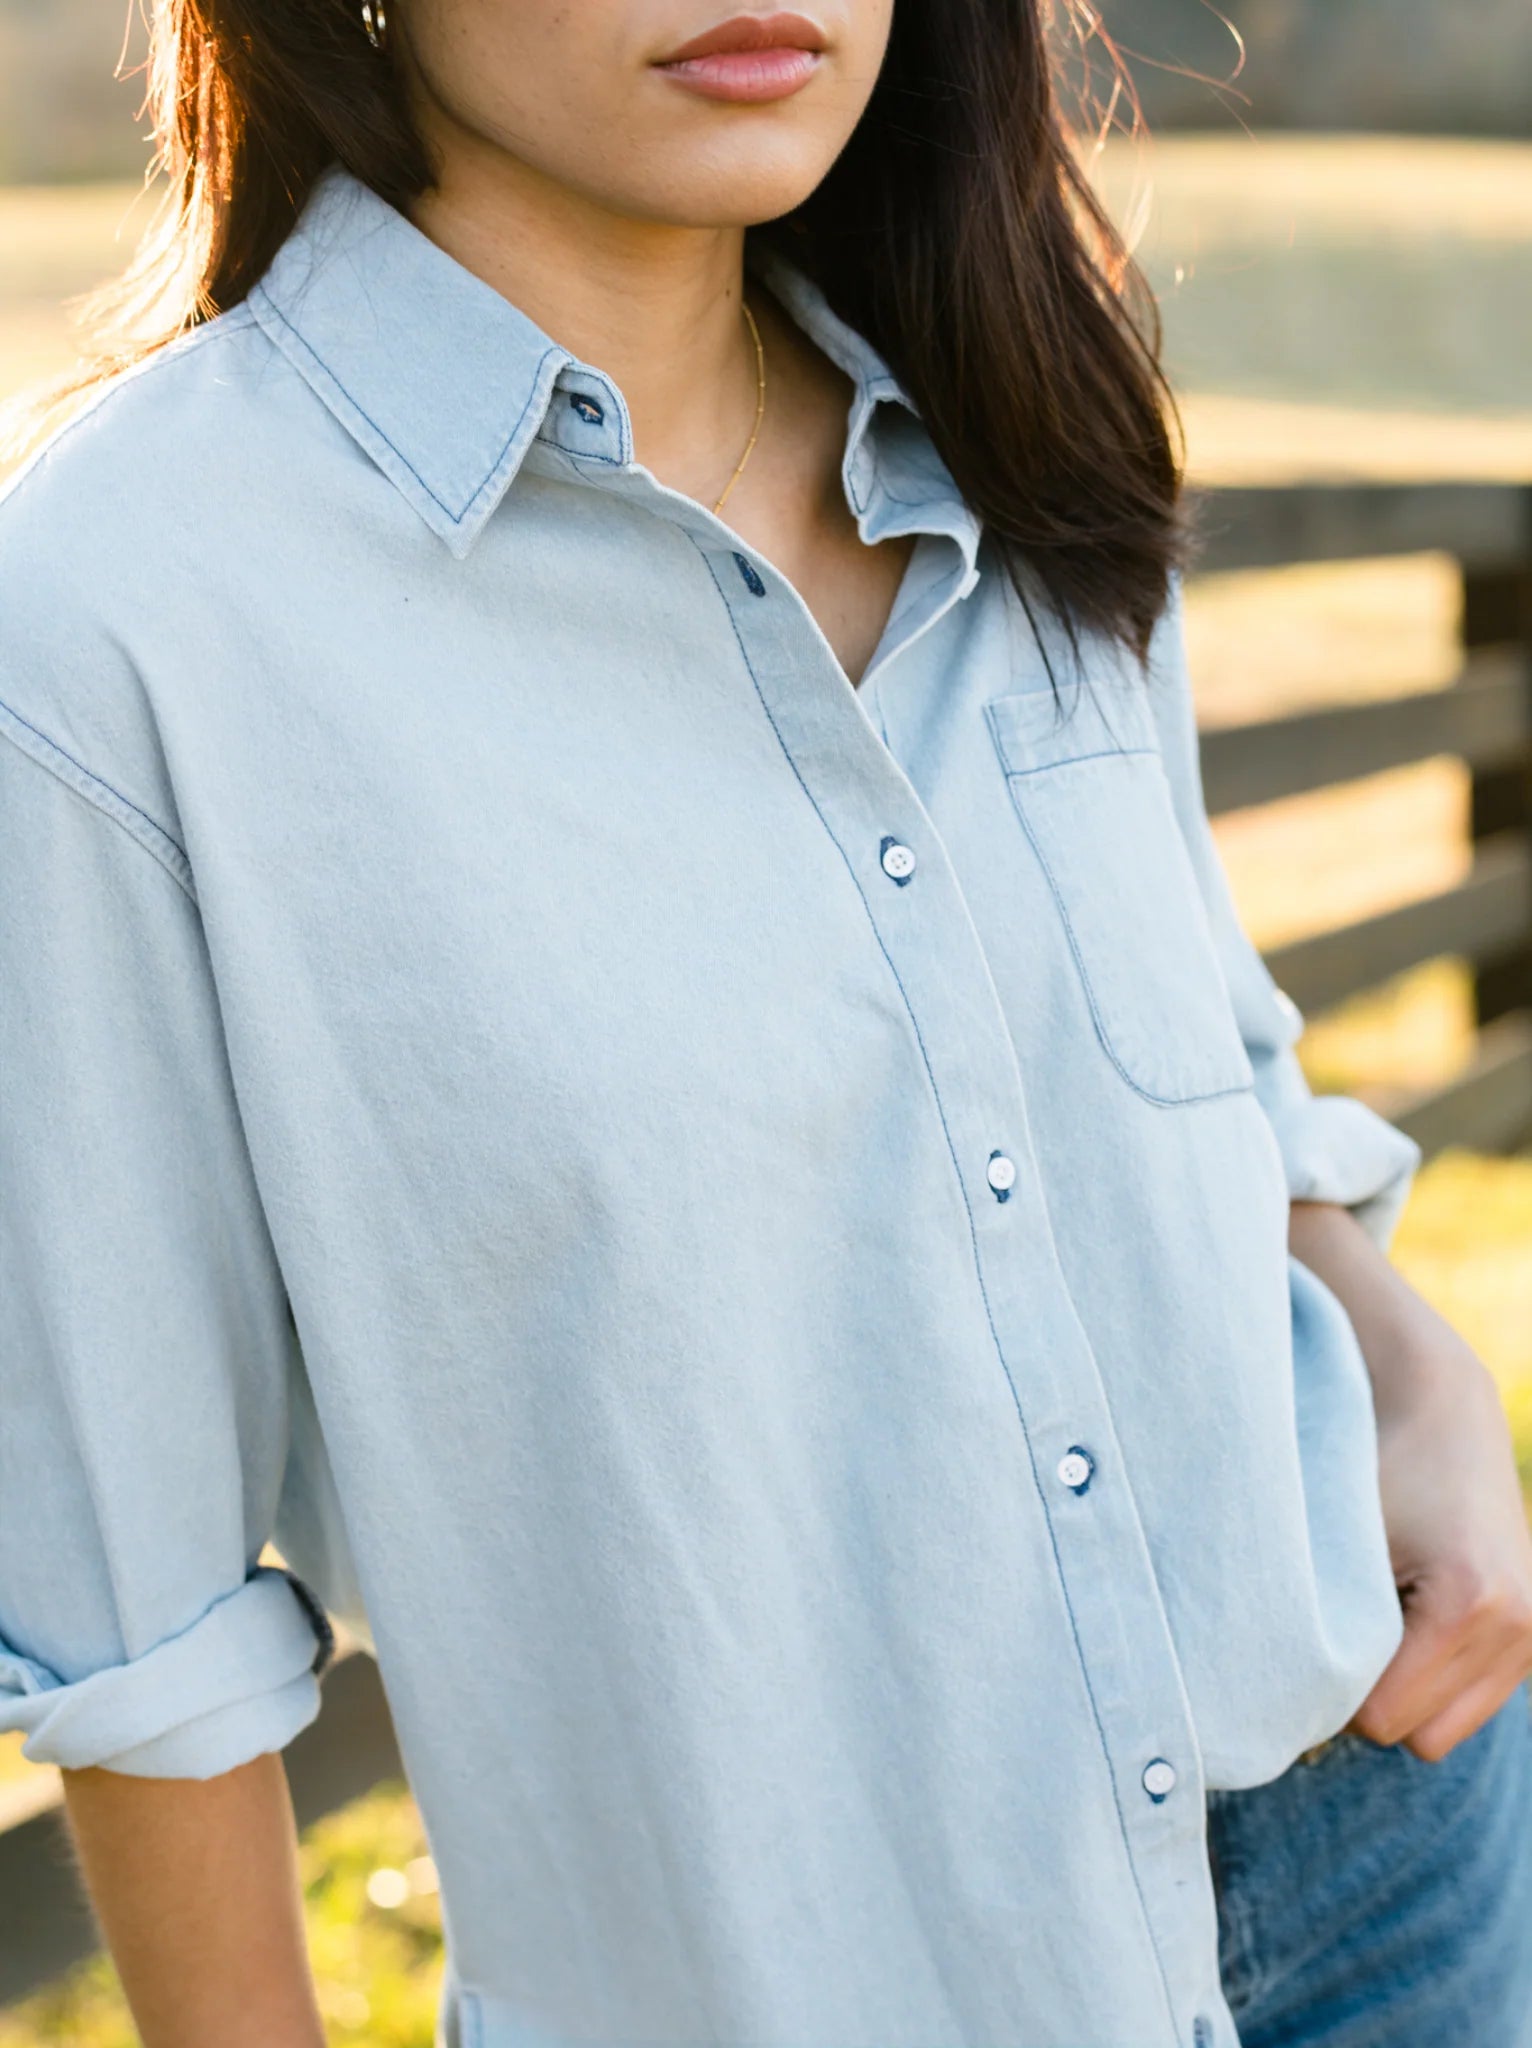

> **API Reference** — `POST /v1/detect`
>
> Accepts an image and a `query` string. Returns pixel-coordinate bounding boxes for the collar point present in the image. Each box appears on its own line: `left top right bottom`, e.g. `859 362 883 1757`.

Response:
432 511 491 561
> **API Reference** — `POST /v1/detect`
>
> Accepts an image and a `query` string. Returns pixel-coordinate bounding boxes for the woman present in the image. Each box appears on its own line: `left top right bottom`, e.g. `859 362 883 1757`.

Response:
1 4 1530 2044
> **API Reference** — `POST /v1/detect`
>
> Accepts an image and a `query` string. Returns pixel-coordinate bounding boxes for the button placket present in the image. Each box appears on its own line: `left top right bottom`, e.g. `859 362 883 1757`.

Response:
694 510 1215 2031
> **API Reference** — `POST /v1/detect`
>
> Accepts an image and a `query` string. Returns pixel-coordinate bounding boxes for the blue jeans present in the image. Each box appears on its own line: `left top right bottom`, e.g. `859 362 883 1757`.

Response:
1208 1678 1532 2045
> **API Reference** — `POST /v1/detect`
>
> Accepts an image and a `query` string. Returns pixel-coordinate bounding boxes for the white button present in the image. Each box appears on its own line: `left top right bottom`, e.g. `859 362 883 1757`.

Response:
880 841 916 881
986 1153 1016 1193
1057 1450 1093 1491
1142 1758 1178 1800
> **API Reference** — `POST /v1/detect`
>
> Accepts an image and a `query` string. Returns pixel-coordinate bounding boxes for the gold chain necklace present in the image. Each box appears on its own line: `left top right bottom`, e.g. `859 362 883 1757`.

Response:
711 298 766 517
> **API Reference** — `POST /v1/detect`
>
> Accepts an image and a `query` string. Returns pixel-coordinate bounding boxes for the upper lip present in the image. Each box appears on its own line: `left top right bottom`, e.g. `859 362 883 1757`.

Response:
655 11 828 62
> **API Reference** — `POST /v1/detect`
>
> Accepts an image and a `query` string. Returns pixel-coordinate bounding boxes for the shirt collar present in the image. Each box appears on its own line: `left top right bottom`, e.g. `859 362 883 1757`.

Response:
248 160 975 565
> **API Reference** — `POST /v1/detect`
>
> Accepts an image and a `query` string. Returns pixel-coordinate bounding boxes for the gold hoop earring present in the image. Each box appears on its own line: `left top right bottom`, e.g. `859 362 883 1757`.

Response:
361 1 388 50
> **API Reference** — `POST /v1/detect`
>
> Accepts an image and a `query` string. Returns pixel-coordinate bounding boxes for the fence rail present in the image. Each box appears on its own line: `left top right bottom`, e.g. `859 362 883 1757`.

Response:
1197 649 1528 815
1197 478 1532 1155
4 479 1532 2010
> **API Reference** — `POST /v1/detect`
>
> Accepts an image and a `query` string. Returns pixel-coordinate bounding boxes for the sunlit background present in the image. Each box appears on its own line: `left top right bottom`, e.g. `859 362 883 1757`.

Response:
1 2 1531 2041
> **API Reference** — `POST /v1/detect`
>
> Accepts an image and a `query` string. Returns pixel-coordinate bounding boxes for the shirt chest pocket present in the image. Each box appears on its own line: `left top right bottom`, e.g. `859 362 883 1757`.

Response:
984 683 1256 1106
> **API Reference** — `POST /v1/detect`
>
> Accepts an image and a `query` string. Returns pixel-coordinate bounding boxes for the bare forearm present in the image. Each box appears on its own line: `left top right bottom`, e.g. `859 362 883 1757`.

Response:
1289 1196 1532 1756
59 1749 325 2048
1286 1197 1480 1419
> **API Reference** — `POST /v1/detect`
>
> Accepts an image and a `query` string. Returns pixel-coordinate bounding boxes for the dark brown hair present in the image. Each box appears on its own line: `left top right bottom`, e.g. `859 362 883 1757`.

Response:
21 0 1185 659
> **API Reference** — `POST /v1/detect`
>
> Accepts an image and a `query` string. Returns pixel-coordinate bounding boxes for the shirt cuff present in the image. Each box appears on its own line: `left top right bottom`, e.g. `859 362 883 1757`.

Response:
0 1563 333 1778
1263 1090 1422 1253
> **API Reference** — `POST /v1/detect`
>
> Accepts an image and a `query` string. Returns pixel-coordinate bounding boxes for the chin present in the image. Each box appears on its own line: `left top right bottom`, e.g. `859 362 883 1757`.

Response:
617 149 834 230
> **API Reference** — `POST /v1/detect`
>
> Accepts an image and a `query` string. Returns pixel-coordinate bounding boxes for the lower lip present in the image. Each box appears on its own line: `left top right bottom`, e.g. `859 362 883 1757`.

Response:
654 48 822 102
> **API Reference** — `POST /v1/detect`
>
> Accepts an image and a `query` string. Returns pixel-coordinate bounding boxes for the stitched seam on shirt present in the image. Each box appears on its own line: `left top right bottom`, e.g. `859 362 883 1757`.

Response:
0 308 260 490
536 425 624 468
249 284 566 526
0 696 197 902
999 743 1157 778
694 544 1183 2046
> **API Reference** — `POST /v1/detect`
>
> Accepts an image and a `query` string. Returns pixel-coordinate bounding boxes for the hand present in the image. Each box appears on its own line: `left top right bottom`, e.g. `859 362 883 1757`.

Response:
1353 1326 1532 1759
1289 1200 1532 1761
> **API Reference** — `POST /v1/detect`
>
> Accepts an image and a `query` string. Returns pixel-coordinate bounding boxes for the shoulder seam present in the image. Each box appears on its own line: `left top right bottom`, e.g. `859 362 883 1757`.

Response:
0 305 263 508
0 696 197 904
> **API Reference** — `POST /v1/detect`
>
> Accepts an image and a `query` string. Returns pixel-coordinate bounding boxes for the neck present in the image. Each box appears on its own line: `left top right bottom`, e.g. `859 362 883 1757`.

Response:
406 120 760 503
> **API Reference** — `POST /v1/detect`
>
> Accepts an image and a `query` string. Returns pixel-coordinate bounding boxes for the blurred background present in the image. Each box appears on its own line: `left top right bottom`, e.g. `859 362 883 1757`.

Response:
1 3 1530 2042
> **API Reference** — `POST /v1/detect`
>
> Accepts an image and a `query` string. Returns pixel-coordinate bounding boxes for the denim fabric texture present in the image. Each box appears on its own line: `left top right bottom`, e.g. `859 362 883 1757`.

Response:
1209 1679 1532 2047
0 163 1427 2048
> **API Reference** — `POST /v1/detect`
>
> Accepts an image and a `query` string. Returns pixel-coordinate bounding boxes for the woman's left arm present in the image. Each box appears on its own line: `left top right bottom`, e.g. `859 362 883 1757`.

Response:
1143 575 1532 1759
1287 1200 1532 1758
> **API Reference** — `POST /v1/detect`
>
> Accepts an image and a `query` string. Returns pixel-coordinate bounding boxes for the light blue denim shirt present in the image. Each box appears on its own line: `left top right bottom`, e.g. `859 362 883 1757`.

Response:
0 163 1419 2048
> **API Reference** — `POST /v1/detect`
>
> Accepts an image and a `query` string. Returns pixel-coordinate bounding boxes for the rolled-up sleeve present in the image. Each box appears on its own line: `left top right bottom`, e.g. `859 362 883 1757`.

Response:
0 717 333 1778
1146 575 1422 1250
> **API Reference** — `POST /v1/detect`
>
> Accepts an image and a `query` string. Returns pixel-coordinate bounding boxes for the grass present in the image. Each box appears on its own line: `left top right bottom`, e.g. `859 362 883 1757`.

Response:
0 134 1530 2042
0 1781 447 2048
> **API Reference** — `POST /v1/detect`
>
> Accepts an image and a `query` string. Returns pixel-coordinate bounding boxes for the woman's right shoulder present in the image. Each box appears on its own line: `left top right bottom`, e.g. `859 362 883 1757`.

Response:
0 302 302 599
0 303 324 848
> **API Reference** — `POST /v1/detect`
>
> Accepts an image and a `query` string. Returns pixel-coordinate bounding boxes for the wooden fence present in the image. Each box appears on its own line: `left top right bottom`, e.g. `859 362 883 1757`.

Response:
1196 482 1532 1156
3 479 1531 2009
